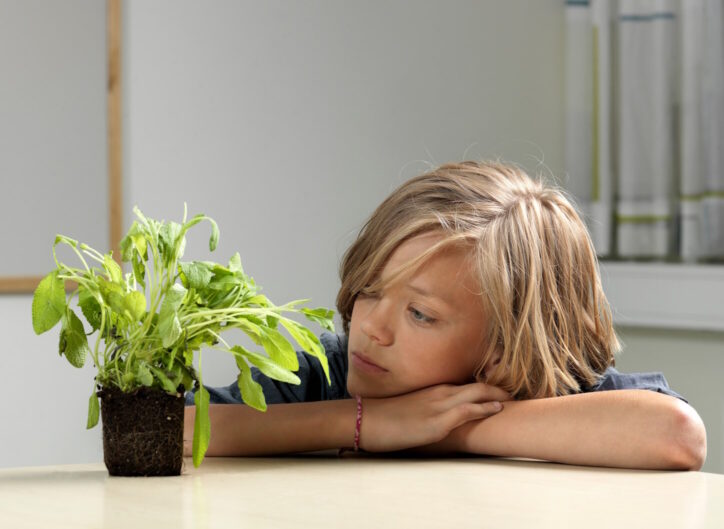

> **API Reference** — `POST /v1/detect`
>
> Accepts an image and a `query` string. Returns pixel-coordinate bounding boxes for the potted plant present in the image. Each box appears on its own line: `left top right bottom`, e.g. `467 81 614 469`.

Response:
32 205 335 476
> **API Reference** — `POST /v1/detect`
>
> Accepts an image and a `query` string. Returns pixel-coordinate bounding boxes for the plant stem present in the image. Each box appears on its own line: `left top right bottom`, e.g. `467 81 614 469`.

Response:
206 329 230 349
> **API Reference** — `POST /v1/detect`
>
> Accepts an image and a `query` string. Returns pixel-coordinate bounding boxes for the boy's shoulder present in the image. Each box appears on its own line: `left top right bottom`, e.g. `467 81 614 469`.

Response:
583 366 688 403
185 332 350 406
319 331 348 358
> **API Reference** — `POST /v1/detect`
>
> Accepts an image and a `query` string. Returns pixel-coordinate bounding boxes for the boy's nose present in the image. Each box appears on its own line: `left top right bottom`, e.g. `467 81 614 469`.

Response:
359 300 394 346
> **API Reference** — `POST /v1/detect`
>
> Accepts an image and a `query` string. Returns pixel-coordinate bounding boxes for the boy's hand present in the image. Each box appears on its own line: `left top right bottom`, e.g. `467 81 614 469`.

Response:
359 382 512 453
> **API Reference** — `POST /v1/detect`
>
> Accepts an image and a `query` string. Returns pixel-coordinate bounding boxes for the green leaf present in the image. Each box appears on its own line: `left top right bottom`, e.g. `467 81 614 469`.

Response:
133 207 162 254
55 235 78 248
228 252 243 274
207 275 241 291
86 391 100 429
159 315 181 349
236 361 267 412
301 307 336 332
193 385 211 468
280 299 309 309
178 261 214 291
235 318 262 345
266 313 279 330
210 262 234 277
131 254 146 288
132 234 147 258
137 362 153 386
182 213 204 229
78 288 102 331
230 345 301 385
132 206 151 228
32 270 66 334
180 214 218 252
98 278 125 312
164 282 188 310
183 348 194 366
169 366 183 389
103 255 122 284
120 221 147 261
246 294 270 307
58 310 90 368
208 219 219 251
259 326 299 371
159 221 183 266
158 284 187 348
123 291 147 322
280 319 330 385
181 370 194 393
148 365 178 393
120 232 134 261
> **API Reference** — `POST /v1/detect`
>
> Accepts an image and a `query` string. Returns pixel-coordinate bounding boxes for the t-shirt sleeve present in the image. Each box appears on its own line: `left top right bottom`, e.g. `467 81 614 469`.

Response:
583 366 688 403
184 332 350 406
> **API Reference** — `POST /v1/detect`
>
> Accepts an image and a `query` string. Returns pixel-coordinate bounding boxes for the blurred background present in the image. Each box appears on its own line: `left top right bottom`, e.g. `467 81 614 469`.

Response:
1 0 722 472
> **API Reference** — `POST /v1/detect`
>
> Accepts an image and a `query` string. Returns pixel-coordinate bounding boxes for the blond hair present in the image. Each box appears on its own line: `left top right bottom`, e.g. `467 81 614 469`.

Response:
337 160 621 399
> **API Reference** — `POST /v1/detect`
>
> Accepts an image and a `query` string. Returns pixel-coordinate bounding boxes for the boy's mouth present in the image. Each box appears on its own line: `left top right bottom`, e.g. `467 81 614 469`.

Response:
351 351 388 373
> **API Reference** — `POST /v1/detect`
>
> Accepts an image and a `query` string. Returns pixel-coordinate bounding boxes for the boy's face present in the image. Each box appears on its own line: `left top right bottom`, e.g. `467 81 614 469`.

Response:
346 232 493 398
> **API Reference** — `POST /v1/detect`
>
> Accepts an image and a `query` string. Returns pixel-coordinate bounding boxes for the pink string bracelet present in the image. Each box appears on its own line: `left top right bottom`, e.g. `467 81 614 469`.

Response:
338 395 363 456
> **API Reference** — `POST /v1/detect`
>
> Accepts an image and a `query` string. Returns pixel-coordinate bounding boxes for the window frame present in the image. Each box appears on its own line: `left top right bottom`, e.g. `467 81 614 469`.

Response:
599 262 724 332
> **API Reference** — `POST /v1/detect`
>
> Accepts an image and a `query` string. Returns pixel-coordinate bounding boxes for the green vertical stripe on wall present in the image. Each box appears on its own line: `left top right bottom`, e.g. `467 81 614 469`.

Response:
592 25 600 202
681 191 724 201
616 214 671 224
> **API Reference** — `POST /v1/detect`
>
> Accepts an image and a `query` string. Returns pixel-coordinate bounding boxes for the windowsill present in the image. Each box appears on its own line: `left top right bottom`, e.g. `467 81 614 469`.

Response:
599 262 724 332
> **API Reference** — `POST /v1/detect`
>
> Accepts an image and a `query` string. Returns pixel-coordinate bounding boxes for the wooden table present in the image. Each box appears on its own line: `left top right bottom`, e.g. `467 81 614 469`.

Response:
1 452 722 528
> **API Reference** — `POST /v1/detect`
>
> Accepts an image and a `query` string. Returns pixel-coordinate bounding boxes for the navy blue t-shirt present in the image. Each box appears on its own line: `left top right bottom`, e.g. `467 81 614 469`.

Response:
186 332 687 405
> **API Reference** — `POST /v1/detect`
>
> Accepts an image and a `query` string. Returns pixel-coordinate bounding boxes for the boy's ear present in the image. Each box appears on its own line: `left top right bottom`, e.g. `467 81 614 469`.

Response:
482 349 502 379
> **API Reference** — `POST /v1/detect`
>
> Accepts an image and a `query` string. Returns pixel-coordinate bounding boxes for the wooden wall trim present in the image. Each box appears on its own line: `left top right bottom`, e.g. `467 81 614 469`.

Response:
108 0 123 265
0 278 44 294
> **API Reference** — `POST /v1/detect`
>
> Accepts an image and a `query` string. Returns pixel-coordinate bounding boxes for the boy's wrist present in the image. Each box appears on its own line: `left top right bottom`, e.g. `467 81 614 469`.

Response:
327 398 359 450
446 422 475 453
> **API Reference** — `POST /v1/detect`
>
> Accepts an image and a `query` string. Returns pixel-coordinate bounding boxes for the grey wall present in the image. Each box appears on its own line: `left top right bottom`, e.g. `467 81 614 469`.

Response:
0 0 108 276
2 0 721 474
122 0 566 385
0 0 107 467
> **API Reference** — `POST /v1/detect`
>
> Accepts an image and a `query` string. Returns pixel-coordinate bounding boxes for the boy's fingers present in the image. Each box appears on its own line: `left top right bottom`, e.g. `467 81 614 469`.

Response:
479 381 513 401
454 382 511 403
448 401 503 430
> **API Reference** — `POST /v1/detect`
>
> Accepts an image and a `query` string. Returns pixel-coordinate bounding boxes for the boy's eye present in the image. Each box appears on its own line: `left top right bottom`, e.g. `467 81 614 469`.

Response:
409 307 435 325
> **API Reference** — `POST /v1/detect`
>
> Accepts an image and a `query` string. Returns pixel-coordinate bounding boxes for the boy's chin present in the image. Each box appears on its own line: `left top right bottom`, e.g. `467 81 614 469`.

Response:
346 378 391 399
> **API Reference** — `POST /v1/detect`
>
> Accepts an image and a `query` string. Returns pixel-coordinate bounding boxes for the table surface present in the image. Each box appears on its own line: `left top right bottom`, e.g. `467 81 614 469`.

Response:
1 451 723 529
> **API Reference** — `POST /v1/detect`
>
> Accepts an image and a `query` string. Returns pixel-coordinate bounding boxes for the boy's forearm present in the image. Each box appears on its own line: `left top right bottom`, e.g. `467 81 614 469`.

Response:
452 389 707 470
184 399 357 456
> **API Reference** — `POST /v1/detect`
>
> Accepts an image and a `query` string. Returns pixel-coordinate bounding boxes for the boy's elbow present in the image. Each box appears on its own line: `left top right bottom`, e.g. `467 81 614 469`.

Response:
665 400 707 471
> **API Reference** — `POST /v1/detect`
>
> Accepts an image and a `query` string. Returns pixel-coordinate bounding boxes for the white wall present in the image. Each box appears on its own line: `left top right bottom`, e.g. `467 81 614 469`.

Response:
3 0 721 474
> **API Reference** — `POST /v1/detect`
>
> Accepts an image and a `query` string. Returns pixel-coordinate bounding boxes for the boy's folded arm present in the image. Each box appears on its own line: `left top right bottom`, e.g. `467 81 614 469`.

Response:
447 389 707 470
184 399 357 457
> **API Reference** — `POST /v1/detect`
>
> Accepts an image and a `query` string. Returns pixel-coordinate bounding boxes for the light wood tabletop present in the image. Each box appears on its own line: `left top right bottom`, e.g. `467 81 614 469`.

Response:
1 451 722 529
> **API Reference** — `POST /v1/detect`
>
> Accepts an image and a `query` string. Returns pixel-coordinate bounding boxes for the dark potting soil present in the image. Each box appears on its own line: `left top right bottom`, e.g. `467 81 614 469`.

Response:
98 386 185 476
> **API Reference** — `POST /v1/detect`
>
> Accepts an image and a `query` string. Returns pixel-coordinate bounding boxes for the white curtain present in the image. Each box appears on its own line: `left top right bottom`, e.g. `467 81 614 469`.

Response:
564 0 613 256
680 0 724 260
564 0 724 261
